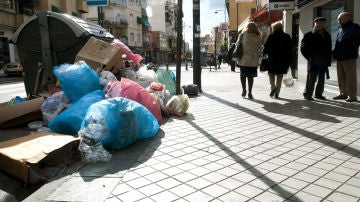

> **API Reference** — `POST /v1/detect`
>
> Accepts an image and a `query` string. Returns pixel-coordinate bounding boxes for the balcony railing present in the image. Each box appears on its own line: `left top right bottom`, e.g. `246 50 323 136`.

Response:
104 17 128 26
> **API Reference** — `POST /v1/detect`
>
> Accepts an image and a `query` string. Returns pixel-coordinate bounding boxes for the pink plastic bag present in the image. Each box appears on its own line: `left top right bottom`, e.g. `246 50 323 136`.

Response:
111 39 143 64
106 78 163 125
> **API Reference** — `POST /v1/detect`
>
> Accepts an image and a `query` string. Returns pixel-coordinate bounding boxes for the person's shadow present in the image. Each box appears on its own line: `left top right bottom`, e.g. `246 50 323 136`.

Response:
253 97 360 123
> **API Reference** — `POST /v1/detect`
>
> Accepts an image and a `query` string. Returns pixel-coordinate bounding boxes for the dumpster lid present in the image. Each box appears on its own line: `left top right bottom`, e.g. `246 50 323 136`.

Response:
11 11 113 44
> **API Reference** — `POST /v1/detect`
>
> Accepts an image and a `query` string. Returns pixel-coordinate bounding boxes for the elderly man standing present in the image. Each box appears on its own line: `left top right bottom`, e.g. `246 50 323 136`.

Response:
333 12 360 102
301 17 332 101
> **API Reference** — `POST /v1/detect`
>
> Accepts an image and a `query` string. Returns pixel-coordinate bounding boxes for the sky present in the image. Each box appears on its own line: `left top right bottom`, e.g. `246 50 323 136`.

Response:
182 0 227 47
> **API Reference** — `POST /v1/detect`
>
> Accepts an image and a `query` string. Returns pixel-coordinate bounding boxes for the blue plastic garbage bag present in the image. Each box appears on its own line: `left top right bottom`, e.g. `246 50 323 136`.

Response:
53 61 103 103
79 97 159 150
49 90 105 135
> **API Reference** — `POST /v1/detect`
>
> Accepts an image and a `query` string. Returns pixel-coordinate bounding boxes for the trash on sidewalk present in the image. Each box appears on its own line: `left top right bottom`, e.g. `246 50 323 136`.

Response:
0 132 80 185
0 97 44 129
75 37 123 74
165 94 190 116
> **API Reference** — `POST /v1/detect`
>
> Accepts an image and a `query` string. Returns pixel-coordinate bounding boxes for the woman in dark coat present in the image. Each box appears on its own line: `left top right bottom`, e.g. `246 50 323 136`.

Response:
263 22 292 98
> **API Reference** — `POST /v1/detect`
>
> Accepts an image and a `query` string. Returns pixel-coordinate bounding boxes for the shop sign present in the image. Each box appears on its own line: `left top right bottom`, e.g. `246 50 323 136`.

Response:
86 0 108 6
269 0 295 11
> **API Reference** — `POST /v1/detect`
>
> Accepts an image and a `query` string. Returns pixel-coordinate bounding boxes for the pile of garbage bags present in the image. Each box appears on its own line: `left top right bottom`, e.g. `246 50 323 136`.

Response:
39 60 189 163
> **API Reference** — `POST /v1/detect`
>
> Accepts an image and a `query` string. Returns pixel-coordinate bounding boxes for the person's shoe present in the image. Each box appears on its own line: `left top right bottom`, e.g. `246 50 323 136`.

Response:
304 95 314 101
333 95 347 100
274 94 279 99
346 97 357 102
248 93 254 99
241 90 246 98
315 95 326 100
270 89 276 97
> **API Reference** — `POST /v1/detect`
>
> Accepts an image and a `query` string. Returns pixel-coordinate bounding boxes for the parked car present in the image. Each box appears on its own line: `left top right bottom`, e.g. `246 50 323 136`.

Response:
3 62 23 76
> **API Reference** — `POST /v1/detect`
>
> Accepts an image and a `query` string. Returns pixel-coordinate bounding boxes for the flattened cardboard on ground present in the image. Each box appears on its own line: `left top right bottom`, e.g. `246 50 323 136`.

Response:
0 132 79 185
0 97 44 128
75 37 123 73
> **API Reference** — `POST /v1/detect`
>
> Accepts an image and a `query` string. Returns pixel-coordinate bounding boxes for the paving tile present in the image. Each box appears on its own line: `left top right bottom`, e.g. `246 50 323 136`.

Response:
184 191 213 202
336 184 360 198
169 184 197 197
253 190 287 201
215 166 240 177
218 191 250 201
280 177 309 190
232 171 257 183
104 196 122 202
144 171 169 182
150 190 180 202
288 191 322 201
115 189 147 202
111 183 134 196
313 177 342 190
323 171 351 183
303 166 329 177
161 166 184 176
234 184 264 198
156 177 182 190
332 166 358 176
132 166 157 177
293 171 320 183
172 171 198 183
186 177 213 190
138 183 165 197
273 166 299 177
202 172 228 183
188 166 212 177
302 184 333 198
325 191 359 202
126 176 153 189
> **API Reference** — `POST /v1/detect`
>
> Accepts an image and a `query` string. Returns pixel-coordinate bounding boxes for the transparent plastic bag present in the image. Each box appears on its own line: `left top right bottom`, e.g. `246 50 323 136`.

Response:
283 70 294 87
78 140 112 163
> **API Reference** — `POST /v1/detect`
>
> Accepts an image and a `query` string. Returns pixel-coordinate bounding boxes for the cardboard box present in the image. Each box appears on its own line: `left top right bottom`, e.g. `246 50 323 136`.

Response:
0 97 44 128
75 37 123 73
0 132 79 185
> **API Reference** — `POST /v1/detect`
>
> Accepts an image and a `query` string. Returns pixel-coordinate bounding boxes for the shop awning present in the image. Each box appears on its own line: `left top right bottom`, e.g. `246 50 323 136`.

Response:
250 5 283 25
250 5 268 19
137 16 151 27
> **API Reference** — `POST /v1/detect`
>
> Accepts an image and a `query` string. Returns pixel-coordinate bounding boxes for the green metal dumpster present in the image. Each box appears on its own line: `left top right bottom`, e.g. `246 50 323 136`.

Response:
10 11 114 97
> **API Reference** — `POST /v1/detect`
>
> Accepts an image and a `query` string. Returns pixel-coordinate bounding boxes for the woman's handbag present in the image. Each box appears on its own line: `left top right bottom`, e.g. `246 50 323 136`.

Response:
232 34 243 61
260 54 269 72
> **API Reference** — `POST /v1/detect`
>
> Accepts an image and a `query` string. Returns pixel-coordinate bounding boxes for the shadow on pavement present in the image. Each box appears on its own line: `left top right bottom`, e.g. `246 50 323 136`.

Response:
202 93 360 158
254 98 360 123
182 111 302 201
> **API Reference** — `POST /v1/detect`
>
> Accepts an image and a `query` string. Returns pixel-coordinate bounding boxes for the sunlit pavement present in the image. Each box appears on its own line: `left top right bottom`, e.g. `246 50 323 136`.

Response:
25 63 360 201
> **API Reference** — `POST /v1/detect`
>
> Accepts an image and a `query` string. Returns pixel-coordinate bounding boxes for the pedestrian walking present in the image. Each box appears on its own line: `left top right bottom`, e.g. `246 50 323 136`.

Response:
236 22 262 99
301 17 332 101
332 12 360 102
263 21 292 99
217 54 223 69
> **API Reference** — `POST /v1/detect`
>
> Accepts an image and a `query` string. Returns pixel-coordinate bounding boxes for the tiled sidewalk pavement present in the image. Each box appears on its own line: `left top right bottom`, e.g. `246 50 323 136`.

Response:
24 64 360 202
106 64 360 201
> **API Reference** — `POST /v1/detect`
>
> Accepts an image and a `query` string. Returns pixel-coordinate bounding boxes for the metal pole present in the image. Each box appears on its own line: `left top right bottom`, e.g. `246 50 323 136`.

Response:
176 0 183 95
214 27 217 71
193 0 201 92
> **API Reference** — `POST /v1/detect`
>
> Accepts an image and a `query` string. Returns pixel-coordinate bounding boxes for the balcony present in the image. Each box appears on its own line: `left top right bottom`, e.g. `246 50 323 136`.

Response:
104 17 128 27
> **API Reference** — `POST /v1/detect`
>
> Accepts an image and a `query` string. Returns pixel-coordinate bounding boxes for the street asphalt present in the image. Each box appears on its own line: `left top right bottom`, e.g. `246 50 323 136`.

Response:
4 63 360 201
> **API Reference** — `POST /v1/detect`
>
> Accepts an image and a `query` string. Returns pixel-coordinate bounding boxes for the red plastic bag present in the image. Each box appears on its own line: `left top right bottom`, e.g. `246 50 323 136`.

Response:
106 78 163 125
111 39 143 64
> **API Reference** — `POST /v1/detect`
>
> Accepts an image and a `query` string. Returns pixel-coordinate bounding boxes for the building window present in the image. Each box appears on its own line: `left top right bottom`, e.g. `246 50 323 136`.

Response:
129 14 133 23
130 33 134 42
137 34 141 43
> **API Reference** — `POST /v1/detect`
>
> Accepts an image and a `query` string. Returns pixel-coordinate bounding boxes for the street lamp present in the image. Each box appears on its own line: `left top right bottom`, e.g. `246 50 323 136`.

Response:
183 22 191 70
214 7 228 49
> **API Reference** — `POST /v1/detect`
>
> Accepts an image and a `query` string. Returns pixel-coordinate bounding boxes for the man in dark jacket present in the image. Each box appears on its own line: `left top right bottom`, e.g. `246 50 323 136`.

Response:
301 17 332 101
333 12 360 102
263 22 292 98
